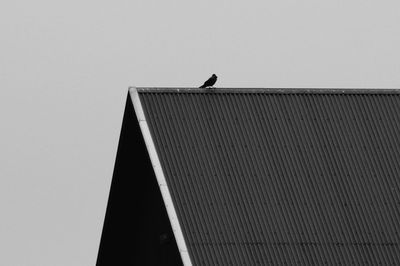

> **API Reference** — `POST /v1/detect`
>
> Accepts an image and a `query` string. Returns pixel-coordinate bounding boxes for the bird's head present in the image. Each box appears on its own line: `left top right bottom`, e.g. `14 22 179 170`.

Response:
212 74 217 78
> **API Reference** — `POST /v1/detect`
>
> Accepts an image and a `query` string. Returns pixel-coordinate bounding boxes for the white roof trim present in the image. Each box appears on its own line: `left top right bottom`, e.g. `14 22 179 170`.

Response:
129 87 192 266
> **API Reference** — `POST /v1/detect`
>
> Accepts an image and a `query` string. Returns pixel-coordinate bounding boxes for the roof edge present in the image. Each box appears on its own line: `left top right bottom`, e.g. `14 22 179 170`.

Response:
130 87 400 94
129 87 192 266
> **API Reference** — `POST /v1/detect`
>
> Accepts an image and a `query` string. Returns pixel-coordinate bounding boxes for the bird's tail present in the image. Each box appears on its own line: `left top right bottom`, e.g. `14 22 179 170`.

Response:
199 84 206 88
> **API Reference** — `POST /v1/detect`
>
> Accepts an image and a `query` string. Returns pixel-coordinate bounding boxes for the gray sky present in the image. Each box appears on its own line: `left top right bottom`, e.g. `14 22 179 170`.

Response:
1 0 400 265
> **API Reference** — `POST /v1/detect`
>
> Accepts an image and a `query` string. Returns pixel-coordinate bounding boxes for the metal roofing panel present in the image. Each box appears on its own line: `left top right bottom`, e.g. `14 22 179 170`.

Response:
138 89 400 265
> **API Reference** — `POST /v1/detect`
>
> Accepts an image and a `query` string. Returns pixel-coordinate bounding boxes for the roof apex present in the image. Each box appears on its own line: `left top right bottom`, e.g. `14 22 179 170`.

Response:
130 87 400 94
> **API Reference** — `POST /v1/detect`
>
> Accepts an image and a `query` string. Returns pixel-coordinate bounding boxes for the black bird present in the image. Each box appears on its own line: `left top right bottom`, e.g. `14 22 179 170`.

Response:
199 74 217 88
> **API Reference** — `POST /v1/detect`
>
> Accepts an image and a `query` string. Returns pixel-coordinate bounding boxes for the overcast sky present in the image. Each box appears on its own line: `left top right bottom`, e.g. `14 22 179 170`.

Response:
1 0 400 265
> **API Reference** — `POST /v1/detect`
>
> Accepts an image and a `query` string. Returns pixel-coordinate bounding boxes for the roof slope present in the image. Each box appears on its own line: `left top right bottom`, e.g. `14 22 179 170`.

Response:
137 88 400 265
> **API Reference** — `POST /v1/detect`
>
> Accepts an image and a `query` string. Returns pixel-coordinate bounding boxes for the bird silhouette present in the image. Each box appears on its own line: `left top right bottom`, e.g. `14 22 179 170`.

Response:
199 74 217 88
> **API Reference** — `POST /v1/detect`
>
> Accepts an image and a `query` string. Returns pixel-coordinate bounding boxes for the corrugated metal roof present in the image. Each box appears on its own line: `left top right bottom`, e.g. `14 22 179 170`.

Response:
138 88 400 265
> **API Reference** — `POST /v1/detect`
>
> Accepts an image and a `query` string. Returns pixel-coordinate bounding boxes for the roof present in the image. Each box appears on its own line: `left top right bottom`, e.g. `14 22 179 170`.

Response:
104 87 400 265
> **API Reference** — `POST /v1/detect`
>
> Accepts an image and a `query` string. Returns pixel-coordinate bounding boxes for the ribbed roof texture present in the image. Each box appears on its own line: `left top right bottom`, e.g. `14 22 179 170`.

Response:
138 89 400 265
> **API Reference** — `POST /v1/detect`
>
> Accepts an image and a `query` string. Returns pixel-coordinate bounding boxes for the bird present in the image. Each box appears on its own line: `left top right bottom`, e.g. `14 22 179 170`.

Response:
199 74 217 88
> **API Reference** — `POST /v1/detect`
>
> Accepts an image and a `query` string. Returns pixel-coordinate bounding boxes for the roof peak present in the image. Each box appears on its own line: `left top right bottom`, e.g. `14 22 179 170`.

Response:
131 87 400 94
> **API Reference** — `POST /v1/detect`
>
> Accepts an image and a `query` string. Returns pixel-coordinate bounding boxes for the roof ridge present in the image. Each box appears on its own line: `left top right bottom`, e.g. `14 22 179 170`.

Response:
132 87 400 94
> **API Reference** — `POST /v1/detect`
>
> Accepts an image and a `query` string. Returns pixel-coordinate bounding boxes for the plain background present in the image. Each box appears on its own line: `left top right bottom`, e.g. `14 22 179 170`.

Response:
1 0 400 265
